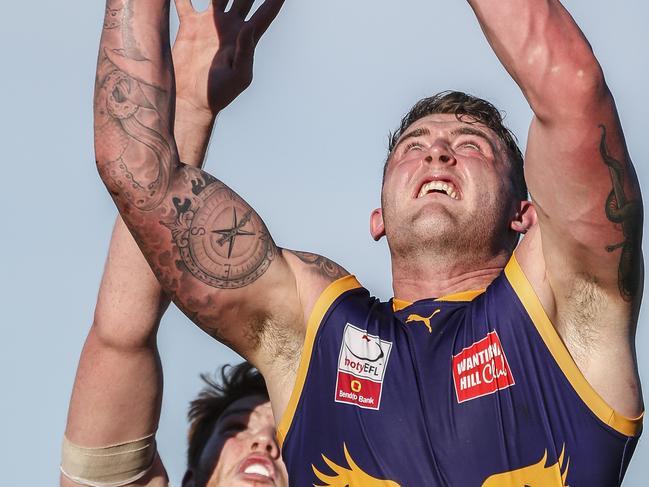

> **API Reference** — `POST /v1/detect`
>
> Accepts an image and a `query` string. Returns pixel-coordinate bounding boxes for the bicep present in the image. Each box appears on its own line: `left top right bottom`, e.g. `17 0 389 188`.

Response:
116 164 302 359
525 89 643 301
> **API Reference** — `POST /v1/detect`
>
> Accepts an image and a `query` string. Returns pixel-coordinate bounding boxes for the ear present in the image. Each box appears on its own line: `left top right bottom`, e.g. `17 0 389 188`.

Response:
182 469 194 487
510 200 537 234
370 208 386 241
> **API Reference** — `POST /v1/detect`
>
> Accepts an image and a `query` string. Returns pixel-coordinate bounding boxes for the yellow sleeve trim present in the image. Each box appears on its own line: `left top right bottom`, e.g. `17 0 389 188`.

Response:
505 253 643 437
392 298 412 312
276 275 362 448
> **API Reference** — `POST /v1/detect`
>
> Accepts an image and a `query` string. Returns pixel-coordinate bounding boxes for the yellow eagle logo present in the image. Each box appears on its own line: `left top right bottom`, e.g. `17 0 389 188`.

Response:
482 446 570 486
312 443 401 486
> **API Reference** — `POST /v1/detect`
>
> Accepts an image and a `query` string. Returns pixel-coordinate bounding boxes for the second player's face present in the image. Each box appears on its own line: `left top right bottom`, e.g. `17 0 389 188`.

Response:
199 395 289 487
379 113 516 254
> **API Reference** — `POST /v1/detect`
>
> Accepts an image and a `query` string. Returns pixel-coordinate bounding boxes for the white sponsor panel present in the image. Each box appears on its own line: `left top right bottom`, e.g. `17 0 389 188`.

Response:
338 323 392 381
335 323 393 410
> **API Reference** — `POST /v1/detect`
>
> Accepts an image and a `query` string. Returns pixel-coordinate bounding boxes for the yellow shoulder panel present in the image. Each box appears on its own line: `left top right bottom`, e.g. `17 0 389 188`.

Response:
277 275 362 447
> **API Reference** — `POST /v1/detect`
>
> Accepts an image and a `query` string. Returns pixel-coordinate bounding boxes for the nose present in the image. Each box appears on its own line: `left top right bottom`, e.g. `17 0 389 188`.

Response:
425 141 455 165
250 428 280 459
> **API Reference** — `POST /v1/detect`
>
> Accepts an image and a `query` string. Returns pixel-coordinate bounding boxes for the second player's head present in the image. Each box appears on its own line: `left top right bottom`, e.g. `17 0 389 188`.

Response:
182 362 288 487
371 91 534 271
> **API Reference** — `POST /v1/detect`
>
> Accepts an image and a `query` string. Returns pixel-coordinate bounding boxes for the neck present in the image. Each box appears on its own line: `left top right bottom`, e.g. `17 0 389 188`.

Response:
390 250 511 302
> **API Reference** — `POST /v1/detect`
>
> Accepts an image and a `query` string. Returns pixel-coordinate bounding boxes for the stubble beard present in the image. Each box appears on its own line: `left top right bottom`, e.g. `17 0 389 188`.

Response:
385 194 513 273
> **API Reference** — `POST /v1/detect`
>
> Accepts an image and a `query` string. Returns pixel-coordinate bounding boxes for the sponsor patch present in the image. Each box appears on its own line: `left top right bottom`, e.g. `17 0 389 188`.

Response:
335 323 392 410
452 330 514 403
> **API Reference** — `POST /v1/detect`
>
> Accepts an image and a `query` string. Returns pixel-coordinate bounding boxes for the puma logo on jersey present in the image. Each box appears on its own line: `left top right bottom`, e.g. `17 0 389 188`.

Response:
405 309 441 333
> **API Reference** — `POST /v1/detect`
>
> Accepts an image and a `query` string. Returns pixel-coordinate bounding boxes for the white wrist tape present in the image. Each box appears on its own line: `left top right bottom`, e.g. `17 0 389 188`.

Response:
60 434 156 487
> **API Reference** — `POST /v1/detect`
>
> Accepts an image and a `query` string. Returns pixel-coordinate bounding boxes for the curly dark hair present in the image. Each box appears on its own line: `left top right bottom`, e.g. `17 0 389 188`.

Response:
186 362 268 478
384 91 527 201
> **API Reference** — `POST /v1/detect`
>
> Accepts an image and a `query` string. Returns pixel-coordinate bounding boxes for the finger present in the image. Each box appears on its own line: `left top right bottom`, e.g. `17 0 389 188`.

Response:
231 0 255 19
234 24 256 68
249 0 285 43
174 0 195 17
212 0 229 12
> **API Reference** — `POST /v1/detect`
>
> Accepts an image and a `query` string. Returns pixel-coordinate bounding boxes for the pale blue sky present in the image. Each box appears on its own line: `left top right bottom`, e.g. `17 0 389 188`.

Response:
1 0 648 484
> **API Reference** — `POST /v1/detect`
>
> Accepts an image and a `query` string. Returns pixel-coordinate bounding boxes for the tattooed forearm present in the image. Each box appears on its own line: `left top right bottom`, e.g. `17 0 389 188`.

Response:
599 124 643 301
162 168 276 289
95 0 175 212
291 250 348 280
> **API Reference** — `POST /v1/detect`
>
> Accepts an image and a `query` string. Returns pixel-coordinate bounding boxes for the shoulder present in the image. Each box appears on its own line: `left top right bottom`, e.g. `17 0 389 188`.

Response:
282 249 351 322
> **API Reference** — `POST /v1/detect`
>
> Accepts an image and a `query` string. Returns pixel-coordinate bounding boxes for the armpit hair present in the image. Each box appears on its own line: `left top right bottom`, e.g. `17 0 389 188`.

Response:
244 312 303 375
556 274 606 364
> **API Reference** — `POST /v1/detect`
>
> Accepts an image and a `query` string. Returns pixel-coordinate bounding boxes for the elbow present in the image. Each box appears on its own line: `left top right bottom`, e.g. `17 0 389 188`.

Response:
528 47 608 122
555 56 607 106
94 149 120 196
91 315 159 352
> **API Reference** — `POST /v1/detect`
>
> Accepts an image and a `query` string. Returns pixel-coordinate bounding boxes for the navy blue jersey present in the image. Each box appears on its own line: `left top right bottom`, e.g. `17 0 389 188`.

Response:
277 255 642 486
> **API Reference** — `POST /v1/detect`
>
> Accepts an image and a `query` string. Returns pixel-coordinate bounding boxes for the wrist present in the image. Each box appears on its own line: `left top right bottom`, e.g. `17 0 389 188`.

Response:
174 98 217 168
175 97 217 127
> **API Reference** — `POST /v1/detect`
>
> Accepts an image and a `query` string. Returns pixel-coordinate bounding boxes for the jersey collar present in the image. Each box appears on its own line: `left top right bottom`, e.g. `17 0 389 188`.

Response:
392 289 486 312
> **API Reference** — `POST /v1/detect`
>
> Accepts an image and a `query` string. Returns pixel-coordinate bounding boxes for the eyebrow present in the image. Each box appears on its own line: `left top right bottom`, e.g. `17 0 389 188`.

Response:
393 127 431 152
449 127 496 152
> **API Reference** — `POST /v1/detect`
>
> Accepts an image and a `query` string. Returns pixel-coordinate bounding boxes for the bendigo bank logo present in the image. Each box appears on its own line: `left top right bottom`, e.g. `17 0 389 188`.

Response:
335 324 392 410
452 330 515 403
481 447 570 486
312 443 401 487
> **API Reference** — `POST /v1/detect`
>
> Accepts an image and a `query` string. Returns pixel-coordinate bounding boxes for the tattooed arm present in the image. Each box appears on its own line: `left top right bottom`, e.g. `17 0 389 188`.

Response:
467 0 643 415
64 4 289 485
94 0 346 412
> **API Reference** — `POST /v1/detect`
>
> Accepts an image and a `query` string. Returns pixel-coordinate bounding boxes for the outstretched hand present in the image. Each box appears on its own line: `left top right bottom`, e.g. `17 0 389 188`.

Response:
173 0 285 117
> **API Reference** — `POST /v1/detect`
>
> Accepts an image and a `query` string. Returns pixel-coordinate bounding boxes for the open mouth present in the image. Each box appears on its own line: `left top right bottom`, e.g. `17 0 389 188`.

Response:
238 455 276 483
244 463 271 477
417 179 460 200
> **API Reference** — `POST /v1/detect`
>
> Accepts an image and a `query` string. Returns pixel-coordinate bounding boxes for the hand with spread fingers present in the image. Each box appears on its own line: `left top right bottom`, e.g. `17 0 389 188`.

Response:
173 0 285 117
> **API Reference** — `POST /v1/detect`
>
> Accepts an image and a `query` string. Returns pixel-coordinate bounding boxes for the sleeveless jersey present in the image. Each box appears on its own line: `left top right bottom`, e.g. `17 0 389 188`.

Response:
277 255 642 486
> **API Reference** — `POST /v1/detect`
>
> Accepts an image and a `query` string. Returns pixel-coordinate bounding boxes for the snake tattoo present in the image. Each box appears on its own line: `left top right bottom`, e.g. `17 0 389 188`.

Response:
599 124 642 301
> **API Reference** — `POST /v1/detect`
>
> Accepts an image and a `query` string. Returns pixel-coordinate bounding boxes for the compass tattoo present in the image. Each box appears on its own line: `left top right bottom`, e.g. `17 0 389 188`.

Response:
599 124 642 301
214 208 255 258
163 175 276 289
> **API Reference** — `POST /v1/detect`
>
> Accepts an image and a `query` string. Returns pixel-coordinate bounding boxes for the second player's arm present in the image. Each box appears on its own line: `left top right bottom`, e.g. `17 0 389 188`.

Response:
62 217 170 487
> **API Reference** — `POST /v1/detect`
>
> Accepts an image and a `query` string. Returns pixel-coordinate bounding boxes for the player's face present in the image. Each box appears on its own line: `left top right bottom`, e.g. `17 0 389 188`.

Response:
378 113 516 256
199 396 288 487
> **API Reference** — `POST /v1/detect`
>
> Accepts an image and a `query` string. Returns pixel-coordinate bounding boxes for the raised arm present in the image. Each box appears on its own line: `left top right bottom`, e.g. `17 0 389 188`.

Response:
62 3 287 485
93 0 345 390
62 218 170 487
467 0 643 415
